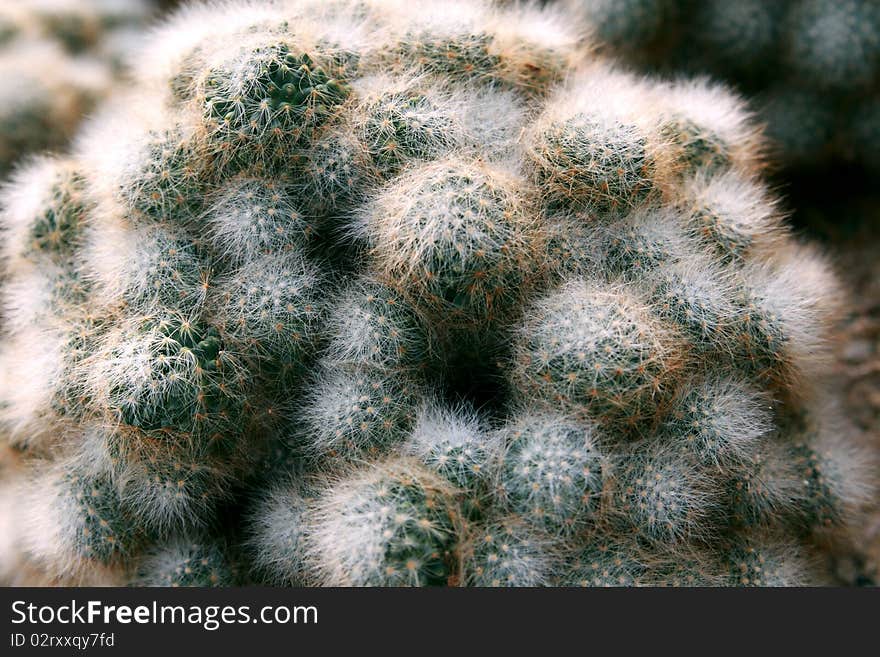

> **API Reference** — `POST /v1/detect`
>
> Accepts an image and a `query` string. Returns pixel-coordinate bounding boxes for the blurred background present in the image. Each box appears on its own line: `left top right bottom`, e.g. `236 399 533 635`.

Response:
0 0 877 582
0 0 157 175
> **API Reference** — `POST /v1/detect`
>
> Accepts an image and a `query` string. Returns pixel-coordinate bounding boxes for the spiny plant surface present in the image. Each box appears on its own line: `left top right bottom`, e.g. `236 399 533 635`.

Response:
0 0 874 587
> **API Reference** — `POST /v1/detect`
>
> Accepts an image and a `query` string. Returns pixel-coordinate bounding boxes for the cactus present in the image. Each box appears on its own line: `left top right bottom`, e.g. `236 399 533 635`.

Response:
199 38 353 173
55 470 138 564
353 79 463 179
0 0 871 588
510 279 687 429
462 517 558 587
644 256 739 352
727 438 810 529
357 157 542 328
526 72 663 215
544 216 596 283
247 478 311 585
612 441 720 544
655 78 763 177
677 171 785 263
401 400 501 522
731 247 841 389
496 410 610 536
725 531 813 586
658 376 771 467
304 459 462 586
294 129 366 213
643 550 727 587
203 177 318 261
2 156 87 265
381 2 579 93
301 365 423 462
96 121 206 224
92 313 249 442
101 425 237 535
85 221 209 314
135 539 236 587
323 276 430 374
786 408 871 534
211 252 324 368
17 453 141 580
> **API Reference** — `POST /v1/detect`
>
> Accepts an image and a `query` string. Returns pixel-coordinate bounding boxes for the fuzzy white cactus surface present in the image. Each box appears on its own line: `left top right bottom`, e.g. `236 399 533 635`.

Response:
0 0 874 587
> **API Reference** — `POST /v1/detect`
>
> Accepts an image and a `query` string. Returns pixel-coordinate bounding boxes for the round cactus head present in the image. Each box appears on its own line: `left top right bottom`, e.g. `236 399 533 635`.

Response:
198 35 353 169
560 538 646 587
497 409 610 535
353 78 462 178
526 68 670 215
613 442 719 544
359 158 542 328
1 156 88 268
94 313 249 443
84 221 209 315
462 517 558 587
202 177 318 262
102 426 236 536
511 280 687 429
324 276 430 374
678 172 784 263
725 532 812 587
62 470 138 565
306 459 463 586
247 479 311 585
212 252 324 372
102 121 205 224
19 455 141 577
659 376 771 467
301 366 422 463
404 402 498 493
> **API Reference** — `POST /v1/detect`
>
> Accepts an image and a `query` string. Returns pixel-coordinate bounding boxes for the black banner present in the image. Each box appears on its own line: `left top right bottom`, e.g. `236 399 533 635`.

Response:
0 587 875 654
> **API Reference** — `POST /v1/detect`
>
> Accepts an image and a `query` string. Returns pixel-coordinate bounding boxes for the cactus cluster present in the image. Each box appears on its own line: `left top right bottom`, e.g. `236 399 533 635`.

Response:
568 0 880 173
0 0 153 175
0 0 874 587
